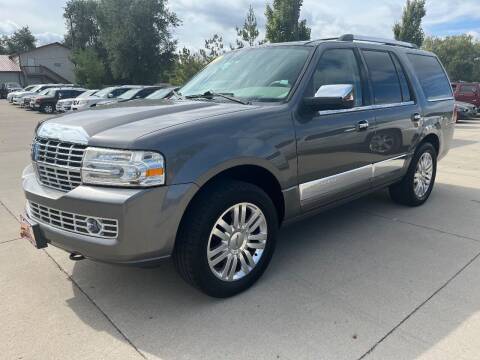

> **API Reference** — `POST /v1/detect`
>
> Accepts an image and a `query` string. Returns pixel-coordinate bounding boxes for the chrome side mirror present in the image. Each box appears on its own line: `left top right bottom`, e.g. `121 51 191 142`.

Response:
304 84 355 111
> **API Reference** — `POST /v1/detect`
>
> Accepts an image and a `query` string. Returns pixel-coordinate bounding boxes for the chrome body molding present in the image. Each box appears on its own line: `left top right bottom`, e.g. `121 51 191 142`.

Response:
299 154 408 203
427 97 455 103
318 101 415 116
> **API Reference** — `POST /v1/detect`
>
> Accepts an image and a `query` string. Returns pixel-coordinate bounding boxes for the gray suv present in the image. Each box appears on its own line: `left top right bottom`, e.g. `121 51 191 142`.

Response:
21 35 455 297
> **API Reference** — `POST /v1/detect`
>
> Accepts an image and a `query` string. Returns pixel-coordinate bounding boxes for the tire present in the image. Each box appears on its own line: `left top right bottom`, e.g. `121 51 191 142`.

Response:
173 180 278 298
389 142 437 206
42 104 54 114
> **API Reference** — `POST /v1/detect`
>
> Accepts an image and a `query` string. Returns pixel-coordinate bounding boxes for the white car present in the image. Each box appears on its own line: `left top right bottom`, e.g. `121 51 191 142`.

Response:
12 84 74 105
7 85 38 103
56 89 99 112
71 86 141 110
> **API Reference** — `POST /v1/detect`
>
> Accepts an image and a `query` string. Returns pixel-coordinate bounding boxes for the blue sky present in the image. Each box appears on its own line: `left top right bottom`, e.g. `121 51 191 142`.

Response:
0 0 479 49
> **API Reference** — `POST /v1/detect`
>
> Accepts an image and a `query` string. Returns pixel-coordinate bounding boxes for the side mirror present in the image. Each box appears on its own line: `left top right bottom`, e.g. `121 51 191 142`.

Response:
107 93 114 98
304 84 355 111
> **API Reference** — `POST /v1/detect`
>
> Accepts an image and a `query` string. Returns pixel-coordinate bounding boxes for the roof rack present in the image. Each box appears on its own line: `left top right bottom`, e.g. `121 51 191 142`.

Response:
338 34 418 49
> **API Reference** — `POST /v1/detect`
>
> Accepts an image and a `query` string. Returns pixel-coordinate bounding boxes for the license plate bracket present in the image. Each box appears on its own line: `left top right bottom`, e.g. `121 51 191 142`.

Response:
20 214 47 249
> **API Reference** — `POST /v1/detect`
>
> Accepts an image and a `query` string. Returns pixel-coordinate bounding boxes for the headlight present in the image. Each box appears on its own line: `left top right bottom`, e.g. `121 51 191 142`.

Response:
82 148 165 187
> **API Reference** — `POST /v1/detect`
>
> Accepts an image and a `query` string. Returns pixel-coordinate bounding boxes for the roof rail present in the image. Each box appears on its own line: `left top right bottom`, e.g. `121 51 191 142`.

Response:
339 34 418 49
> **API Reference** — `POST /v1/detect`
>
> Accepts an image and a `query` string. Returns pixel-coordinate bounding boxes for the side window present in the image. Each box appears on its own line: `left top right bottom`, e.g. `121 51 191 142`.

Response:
312 48 363 107
460 85 476 94
362 50 403 105
407 54 452 101
391 54 412 102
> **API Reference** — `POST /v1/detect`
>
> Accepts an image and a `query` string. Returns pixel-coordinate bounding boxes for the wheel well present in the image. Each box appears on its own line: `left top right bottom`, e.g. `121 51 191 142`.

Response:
191 165 285 224
421 134 440 156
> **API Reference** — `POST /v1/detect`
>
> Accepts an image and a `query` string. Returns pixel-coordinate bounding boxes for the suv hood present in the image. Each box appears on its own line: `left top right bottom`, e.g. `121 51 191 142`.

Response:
38 100 257 147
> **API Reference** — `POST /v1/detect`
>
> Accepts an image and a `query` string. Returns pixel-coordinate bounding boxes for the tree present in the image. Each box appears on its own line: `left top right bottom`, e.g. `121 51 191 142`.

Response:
64 0 101 50
235 5 260 48
201 34 226 62
169 47 207 85
0 36 7 55
393 0 426 47
265 0 311 43
97 0 179 84
72 48 106 88
4 27 36 54
423 35 480 82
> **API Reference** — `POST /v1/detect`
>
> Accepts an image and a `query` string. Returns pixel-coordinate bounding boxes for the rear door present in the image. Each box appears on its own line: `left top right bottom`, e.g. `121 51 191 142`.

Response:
359 47 422 185
295 45 377 209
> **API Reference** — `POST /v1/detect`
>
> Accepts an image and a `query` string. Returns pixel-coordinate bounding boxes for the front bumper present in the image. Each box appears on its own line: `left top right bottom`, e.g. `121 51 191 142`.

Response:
22 165 198 265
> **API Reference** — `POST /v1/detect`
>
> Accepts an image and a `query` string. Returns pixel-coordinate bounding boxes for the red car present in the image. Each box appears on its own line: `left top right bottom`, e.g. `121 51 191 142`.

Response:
452 82 480 108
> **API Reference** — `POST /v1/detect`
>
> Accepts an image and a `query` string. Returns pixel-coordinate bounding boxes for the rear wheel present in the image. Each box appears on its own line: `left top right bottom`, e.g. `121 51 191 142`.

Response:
173 180 278 298
389 142 437 206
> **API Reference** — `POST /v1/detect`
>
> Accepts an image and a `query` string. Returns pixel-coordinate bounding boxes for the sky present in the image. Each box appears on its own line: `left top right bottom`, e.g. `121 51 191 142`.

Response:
0 0 479 50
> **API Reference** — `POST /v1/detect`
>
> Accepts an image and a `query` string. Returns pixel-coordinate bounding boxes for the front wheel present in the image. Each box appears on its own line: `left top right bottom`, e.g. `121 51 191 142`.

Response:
41 103 54 114
389 142 437 206
173 180 278 298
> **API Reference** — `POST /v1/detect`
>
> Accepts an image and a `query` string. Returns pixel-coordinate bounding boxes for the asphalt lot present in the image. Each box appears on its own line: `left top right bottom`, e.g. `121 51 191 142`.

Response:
1 99 479 360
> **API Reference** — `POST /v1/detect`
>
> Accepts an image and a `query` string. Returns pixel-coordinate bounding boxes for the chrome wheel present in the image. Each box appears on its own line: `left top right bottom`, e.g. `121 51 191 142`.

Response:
207 202 268 282
414 152 433 198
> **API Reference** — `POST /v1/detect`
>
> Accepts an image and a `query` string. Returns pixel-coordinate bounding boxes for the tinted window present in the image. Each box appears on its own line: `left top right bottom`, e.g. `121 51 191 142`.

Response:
460 85 477 93
391 54 412 102
312 48 363 107
407 54 452 101
362 50 402 105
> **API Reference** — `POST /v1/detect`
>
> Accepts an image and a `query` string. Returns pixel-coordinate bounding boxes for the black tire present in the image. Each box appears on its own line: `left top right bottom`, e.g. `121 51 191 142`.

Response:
173 180 278 298
389 142 437 206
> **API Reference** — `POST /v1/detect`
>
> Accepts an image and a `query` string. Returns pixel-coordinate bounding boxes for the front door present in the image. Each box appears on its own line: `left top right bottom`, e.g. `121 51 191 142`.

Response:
295 46 377 210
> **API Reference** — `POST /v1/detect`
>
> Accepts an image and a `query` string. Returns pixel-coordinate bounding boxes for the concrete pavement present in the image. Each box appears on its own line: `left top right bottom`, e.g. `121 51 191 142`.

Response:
1 100 479 359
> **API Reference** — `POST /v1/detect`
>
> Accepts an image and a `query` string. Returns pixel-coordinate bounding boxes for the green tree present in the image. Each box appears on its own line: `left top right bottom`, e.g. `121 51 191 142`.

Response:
0 36 7 55
235 5 260 48
265 0 311 43
393 0 426 47
169 47 207 85
97 0 179 84
72 48 106 88
200 34 226 62
4 27 36 54
64 0 101 50
423 35 480 82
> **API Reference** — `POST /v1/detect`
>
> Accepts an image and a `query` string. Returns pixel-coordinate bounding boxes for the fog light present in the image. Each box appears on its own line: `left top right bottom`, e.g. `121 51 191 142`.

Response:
86 218 102 235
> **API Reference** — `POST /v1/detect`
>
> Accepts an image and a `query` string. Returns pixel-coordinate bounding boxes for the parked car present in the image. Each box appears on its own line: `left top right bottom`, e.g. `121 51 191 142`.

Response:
21 35 455 298
56 89 99 113
455 101 477 120
12 84 74 105
30 88 86 113
145 87 179 100
452 82 480 108
23 88 52 109
97 86 164 106
7 85 37 102
71 85 141 110
0 82 22 99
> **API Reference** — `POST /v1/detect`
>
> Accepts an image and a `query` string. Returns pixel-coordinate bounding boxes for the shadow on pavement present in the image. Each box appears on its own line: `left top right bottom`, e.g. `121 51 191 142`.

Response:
65 181 480 360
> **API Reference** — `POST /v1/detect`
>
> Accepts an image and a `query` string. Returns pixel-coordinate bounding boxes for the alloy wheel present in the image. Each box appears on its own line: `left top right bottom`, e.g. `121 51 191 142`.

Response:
207 202 268 282
413 152 433 198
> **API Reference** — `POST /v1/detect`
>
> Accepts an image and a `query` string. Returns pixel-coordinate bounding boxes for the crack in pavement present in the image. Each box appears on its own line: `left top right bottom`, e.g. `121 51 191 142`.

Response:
361 209 480 244
0 237 21 245
42 250 147 359
0 199 20 224
358 251 480 360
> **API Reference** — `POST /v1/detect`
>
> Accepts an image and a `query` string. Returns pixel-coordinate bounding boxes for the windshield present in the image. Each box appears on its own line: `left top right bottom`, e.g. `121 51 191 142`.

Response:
77 89 98 98
37 89 51 96
117 88 140 100
7 82 21 88
146 87 174 99
180 46 312 102
23 85 36 91
93 87 117 98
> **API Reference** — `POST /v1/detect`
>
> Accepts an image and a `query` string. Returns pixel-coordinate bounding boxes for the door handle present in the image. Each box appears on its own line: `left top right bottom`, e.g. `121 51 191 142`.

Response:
357 120 369 131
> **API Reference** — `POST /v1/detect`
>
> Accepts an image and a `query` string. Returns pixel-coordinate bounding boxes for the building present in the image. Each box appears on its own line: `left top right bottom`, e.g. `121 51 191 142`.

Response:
0 55 22 85
10 42 75 85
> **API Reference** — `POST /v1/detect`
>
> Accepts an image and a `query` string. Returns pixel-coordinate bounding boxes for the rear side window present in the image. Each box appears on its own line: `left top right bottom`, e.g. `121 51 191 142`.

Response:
407 54 452 101
391 54 412 102
362 50 403 105
460 85 477 93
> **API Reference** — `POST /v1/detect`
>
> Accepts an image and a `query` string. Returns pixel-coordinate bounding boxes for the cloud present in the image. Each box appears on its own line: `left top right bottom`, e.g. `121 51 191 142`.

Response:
35 32 64 45
0 19 20 35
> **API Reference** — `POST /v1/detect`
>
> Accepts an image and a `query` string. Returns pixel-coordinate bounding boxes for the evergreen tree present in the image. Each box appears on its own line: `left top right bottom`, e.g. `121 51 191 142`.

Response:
393 0 426 47
265 0 311 43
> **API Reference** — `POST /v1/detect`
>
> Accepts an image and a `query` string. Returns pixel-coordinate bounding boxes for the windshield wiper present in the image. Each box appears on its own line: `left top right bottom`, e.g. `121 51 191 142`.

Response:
185 91 250 105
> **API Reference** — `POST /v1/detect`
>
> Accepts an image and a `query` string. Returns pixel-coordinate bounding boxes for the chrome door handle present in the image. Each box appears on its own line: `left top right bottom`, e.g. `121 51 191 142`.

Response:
412 113 423 127
357 120 369 131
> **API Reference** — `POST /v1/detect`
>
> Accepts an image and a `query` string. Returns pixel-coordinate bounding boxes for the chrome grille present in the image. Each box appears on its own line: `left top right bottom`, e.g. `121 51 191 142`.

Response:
33 138 86 191
28 202 118 239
